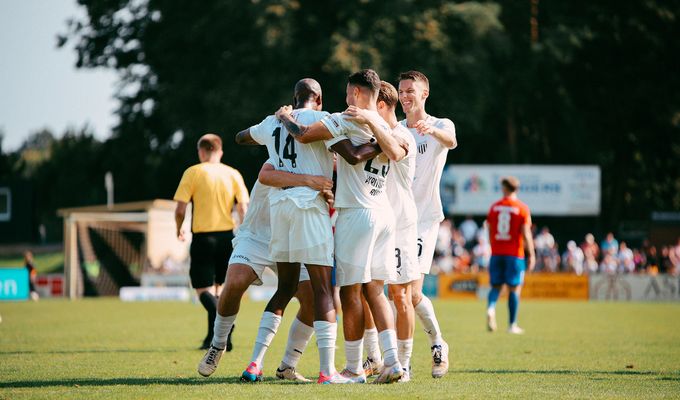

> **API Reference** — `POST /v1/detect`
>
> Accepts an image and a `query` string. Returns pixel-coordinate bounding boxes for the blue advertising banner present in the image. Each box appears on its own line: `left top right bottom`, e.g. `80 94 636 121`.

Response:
0 268 29 301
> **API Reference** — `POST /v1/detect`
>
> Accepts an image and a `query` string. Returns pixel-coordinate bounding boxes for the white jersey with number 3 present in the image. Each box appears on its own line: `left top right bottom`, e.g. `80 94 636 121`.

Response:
387 124 417 229
249 109 333 208
322 111 392 209
399 116 456 225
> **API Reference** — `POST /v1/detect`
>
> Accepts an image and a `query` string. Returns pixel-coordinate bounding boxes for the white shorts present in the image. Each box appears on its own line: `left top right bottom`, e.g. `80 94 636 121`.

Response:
335 208 396 286
389 223 420 285
229 236 309 285
417 221 441 274
270 197 334 266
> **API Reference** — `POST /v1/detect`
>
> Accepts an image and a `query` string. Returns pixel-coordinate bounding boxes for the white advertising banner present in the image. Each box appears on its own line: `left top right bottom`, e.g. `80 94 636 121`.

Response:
589 274 680 302
441 165 600 216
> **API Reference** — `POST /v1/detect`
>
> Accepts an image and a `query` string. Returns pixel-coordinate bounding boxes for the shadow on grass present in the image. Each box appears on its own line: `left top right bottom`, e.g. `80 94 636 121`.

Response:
460 369 679 377
0 349 182 355
0 376 313 389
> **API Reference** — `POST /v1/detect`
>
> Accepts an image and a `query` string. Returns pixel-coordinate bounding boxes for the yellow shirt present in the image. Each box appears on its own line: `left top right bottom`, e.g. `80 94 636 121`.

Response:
173 162 249 233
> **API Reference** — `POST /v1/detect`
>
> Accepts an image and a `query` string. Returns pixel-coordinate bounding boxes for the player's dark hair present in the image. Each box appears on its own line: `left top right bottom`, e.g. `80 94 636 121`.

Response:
378 81 399 108
294 78 322 108
347 69 381 94
197 133 222 152
398 70 430 90
501 176 520 193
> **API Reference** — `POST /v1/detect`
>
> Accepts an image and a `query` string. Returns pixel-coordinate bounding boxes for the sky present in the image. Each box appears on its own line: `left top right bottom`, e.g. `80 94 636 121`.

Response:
0 0 117 152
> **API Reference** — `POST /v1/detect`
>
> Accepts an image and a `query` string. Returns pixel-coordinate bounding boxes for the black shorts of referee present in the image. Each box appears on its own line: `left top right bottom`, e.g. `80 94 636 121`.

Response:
189 231 234 288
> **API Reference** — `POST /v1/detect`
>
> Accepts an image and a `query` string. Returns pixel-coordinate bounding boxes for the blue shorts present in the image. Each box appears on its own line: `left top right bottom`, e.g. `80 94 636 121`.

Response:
489 255 526 287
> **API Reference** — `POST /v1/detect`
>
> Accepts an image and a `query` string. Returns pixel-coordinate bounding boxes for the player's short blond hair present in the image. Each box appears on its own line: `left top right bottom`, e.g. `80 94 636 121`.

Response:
501 176 520 193
398 70 429 90
197 133 222 152
378 81 399 108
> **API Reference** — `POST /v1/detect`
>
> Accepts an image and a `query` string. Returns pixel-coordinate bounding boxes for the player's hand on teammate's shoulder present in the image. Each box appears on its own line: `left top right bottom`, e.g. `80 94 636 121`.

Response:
343 105 369 124
414 119 435 136
395 136 410 153
275 105 293 120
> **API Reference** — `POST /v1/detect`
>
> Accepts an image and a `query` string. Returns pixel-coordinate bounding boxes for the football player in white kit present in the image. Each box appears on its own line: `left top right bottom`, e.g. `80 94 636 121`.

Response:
275 70 403 384
235 78 380 384
196 159 333 382
398 70 457 378
344 81 419 382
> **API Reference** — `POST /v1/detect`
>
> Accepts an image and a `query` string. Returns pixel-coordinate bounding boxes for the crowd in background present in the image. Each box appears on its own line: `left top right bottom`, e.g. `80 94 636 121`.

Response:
431 217 680 276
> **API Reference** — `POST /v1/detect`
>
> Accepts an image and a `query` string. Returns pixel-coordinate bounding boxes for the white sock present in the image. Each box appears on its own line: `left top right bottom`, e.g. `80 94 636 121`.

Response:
415 296 443 346
250 311 282 369
363 328 382 362
281 318 314 369
388 300 397 324
314 320 337 376
344 339 364 375
378 329 399 367
211 313 236 349
397 339 413 370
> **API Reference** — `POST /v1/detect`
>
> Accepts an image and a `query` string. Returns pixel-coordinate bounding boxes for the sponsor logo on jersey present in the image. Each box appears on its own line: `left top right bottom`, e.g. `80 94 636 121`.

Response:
417 142 427 154
233 254 251 262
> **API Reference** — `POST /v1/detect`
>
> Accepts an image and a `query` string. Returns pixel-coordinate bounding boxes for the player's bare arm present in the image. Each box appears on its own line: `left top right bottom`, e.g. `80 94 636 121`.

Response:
330 139 382 166
258 162 333 192
275 105 333 144
174 201 187 241
344 106 407 161
414 119 457 149
234 128 259 145
521 221 536 272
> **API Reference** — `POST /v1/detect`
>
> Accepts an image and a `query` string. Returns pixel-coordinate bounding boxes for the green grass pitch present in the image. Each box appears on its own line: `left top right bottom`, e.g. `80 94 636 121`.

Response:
1 298 679 399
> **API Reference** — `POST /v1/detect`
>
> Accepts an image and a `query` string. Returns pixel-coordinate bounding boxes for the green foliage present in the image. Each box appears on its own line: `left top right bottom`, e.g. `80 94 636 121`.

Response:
4 0 679 239
0 299 679 399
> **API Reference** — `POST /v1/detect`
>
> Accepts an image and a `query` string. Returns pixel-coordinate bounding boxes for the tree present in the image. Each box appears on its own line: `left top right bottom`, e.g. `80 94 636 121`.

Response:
58 0 680 233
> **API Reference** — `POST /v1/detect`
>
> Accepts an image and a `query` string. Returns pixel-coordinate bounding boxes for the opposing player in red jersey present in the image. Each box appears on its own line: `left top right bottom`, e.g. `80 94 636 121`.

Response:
486 176 536 334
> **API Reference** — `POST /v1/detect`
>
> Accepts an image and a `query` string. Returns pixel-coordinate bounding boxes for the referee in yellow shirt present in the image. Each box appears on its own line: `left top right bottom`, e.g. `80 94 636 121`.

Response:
174 133 249 349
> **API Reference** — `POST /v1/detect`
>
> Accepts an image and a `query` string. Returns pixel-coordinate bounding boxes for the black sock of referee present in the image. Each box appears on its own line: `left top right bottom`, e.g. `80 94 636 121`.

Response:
199 292 218 345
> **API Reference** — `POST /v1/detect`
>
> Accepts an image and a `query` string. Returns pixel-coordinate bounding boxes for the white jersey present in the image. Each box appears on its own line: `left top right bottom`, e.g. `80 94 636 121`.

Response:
386 124 418 230
322 111 392 209
399 116 456 225
249 109 333 209
233 179 271 246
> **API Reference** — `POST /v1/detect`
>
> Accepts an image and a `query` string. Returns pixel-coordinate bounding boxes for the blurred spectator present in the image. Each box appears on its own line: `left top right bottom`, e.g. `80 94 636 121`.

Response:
670 238 680 275
24 251 39 301
562 241 584 275
660 246 671 274
477 220 489 245
458 215 478 249
544 243 561 273
600 254 618 275
534 227 555 271
436 219 454 257
632 249 646 272
428 224 676 277
617 242 635 273
645 245 660 273
472 236 492 271
580 233 600 260
600 232 619 256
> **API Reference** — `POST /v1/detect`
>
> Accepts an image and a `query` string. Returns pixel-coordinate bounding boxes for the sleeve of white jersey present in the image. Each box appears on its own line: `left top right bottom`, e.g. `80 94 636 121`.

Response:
249 115 276 145
320 112 350 149
438 118 456 139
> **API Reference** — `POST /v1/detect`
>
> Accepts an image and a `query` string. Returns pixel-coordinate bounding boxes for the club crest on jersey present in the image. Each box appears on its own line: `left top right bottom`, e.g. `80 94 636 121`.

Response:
417 142 428 154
